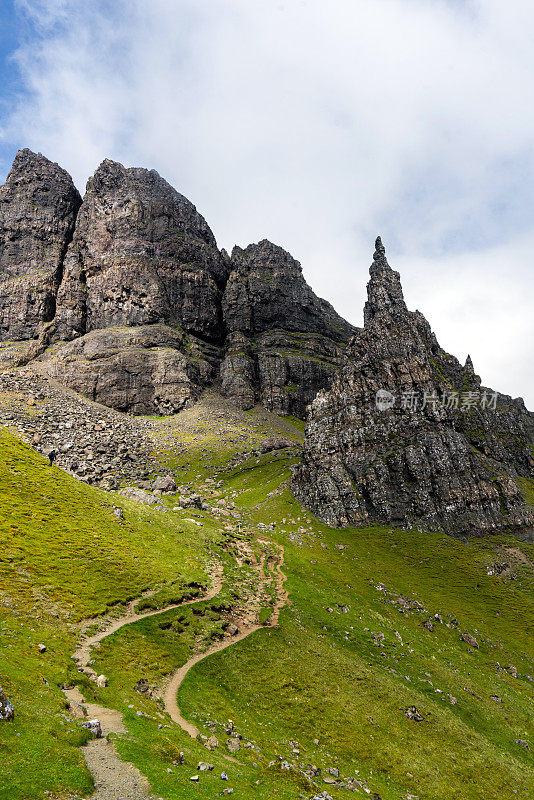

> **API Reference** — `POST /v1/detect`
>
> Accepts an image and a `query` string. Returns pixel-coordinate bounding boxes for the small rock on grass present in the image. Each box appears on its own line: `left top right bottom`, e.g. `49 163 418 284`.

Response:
460 633 479 649
226 737 240 752
205 734 219 749
515 739 530 749
0 688 15 721
405 706 424 721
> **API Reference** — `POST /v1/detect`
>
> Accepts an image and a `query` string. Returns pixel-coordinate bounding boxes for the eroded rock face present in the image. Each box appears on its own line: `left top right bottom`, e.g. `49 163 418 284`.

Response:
54 159 227 342
292 238 534 535
221 240 355 416
35 324 220 415
1 151 357 417
0 149 81 341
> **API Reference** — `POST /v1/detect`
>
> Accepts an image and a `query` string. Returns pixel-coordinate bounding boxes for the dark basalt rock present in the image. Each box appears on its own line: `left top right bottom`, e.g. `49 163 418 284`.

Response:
54 158 227 343
292 238 534 535
0 149 81 341
220 240 355 416
1 151 356 417
35 324 220 415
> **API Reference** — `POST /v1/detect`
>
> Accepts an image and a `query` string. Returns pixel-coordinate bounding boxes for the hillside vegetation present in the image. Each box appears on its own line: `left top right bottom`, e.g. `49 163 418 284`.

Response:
0 394 533 800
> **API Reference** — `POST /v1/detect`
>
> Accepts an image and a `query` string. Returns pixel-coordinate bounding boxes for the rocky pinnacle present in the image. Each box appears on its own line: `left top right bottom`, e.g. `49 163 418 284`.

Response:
292 239 534 536
0 149 82 341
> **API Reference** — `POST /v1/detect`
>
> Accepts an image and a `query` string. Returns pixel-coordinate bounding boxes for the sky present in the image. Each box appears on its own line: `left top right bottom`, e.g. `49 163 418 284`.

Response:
0 0 533 406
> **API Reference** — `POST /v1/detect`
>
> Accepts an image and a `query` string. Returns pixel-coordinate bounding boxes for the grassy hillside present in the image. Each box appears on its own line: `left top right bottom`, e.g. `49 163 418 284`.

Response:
0 428 218 798
1 399 533 800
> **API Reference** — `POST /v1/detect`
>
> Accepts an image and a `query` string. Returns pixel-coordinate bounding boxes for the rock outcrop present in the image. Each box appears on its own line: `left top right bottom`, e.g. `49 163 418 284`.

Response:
54 158 227 342
35 324 220 415
292 238 534 535
2 151 351 416
0 149 81 341
0 686 14 720
221 240 355 416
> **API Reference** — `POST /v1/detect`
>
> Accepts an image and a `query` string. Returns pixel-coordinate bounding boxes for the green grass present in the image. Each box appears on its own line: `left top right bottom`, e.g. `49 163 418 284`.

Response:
518 476 534 505
174 464 534 800
1 406 533 800
0 428 219 799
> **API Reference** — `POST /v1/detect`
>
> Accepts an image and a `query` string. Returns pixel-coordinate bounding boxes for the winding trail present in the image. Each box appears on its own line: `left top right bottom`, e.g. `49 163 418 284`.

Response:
73 564 224 678
67 542 287 797
162 544 287 738
65 565 223 800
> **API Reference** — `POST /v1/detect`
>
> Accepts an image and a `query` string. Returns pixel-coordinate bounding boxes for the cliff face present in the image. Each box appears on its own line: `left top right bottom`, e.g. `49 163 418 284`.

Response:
0 149 81 341
292 238 534 536
221 240 355 416
0 150 352 416
54 158 227 342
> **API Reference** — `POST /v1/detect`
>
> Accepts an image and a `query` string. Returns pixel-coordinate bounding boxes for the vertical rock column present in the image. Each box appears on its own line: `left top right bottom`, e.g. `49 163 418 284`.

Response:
0 149 81 341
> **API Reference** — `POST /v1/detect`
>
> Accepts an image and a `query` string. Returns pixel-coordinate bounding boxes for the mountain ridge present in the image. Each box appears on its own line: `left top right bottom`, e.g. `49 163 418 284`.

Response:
0 149 354 418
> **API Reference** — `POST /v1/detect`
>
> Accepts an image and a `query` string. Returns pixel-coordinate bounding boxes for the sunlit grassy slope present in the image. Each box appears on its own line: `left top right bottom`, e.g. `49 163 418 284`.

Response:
0 428 218 799
1 399 533 800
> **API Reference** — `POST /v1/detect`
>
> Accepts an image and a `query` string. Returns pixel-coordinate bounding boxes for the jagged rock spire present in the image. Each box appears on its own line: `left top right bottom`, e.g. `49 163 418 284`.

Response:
372 235 388 267
364 237 406 326
293 237 534 536
465 354 474 373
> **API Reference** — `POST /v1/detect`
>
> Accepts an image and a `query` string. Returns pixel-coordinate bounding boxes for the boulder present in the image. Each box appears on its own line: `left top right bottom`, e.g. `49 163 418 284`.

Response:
205 735 219 750
258 436 294 454
460 633 479 649
0 687 14 721
226 737 241 753
117 487 160 505
405 706 424 722
82 718 102 738
35 324 218 416
152 475 177 493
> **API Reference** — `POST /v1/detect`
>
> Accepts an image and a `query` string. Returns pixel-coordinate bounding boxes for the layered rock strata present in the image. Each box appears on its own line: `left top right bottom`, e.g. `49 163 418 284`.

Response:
53 158 227 342
292 238 534 535
221 240 355 416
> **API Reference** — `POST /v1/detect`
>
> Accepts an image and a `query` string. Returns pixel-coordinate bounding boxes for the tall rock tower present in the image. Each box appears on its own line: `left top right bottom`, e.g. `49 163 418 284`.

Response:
0 149 81 341
292 239 534 535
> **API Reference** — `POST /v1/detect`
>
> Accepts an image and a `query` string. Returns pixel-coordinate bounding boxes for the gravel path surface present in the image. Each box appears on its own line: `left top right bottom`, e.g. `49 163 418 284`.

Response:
163 543 288 737
64 688 155 800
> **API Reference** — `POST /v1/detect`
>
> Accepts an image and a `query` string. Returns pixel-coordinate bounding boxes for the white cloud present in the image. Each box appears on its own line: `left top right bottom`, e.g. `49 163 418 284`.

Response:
2 0 533 405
